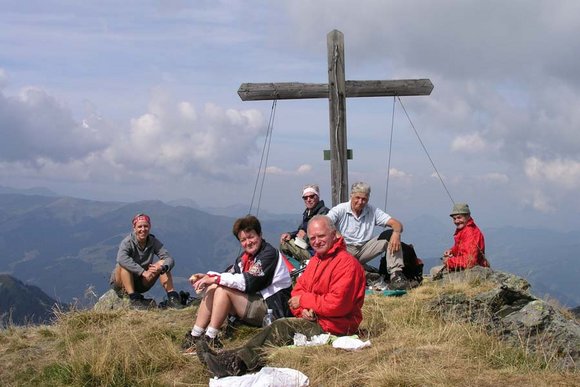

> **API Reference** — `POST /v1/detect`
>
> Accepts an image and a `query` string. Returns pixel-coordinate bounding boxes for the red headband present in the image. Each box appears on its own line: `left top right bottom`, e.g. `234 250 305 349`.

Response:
132 214 151 227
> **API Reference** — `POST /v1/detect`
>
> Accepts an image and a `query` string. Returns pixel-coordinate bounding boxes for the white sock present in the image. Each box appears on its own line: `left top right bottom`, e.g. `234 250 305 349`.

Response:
206 326 220 339
191 325 205 337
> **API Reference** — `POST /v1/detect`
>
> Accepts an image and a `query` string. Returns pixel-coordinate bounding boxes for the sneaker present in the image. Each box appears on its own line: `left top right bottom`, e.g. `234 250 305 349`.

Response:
389 271 410 290
197 340 247 378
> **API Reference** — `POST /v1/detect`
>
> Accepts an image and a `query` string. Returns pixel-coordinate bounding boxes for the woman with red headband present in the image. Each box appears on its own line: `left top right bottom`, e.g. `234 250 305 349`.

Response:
110 213 182 309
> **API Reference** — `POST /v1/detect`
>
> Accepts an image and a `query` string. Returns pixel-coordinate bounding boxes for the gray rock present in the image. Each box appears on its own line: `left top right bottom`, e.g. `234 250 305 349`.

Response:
93 289 130 311
428 268 580 370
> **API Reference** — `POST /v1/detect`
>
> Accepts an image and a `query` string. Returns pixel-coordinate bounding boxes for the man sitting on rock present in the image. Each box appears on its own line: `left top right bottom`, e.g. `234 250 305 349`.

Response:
279 184 329 263
431 203 489 278
327 181 410 290
110 213 183 309
196 215 366 378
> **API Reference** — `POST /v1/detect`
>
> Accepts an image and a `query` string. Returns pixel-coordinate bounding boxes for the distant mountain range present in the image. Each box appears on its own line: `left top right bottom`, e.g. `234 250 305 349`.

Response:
0 190 578 312
0 274 64 326
0 191 296 306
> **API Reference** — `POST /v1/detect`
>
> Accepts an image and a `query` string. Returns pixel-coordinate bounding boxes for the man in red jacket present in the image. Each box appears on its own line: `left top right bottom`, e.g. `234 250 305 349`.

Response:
196 215 367 378
431 203 489 277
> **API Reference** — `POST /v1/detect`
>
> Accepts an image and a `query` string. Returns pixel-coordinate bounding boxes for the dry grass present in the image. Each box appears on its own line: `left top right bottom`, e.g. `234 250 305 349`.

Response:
0 279 578 386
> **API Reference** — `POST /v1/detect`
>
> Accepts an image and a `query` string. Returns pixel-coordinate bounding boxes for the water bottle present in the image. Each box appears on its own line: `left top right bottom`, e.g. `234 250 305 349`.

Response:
262 309 274 327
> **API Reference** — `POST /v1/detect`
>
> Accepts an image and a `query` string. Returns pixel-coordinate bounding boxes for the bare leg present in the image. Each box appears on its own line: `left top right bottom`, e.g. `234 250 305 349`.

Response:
208 286 248 329
194 284 218 329
114 265 136 294
159 271 176 293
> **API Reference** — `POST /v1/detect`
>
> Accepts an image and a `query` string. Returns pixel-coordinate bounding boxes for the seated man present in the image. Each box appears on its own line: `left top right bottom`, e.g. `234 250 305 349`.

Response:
196 215 366 378
279 184 329 263
182 215 293 351
431 203 489 277
110 213 182 309
327 181 409 289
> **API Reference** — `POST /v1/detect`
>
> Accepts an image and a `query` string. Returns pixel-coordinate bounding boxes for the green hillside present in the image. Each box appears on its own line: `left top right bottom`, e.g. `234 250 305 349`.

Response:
0 276 577 386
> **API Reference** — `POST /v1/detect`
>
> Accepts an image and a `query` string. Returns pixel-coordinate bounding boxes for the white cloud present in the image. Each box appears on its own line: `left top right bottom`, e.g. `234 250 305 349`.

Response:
266 164 313 176
388 168 410 178
0 85 267 184
524 157 580 189
297 164 312 174
0 86 108 163
265 166 284 175
524 190 556 213
451 133 487 153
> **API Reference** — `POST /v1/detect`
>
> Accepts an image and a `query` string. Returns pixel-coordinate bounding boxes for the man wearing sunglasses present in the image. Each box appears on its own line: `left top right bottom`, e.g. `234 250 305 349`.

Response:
279 184 329 263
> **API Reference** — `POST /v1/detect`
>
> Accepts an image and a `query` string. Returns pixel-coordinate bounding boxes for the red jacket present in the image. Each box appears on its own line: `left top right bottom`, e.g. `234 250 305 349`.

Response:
447 218 488 270
291 237 366 335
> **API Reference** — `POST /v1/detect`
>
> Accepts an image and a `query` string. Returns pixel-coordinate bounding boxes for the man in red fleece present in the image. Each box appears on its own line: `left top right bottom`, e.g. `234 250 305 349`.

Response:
431 203 489 277
196 215 367 378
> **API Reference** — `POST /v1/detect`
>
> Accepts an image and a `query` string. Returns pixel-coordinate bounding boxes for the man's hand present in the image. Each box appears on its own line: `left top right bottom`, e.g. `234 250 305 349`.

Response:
280 233 291 243
148 261 164 275
442 250 452 266
301 309 316 321
288 295 301 309
296 230 307 239
388 231 401 253
141 269 156 282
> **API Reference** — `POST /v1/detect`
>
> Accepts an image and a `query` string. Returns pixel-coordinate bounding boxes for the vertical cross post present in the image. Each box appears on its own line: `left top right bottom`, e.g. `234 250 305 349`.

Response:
327 30 349 205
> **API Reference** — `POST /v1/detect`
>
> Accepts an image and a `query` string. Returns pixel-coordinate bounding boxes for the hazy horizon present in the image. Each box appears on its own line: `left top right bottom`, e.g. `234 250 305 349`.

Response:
2 1 580 233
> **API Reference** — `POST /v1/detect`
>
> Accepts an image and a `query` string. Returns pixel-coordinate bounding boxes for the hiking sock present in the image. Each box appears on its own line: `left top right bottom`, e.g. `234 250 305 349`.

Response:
206 326 220 339
191 325 205 337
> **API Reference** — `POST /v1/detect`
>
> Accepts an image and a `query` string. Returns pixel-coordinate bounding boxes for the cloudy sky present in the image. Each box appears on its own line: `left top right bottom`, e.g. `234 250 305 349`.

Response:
1 0 580 231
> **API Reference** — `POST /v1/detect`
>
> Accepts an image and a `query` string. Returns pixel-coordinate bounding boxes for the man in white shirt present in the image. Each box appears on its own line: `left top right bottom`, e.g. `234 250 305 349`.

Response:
327 182 409 290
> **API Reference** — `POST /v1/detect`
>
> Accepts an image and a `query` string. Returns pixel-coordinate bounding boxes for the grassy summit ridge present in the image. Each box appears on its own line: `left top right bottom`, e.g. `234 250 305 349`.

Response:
0 277 578 386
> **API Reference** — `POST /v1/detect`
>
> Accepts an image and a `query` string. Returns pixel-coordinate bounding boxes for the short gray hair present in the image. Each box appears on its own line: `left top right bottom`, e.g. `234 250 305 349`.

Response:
350 181 371 196
308 215 336 233
302 183 320 194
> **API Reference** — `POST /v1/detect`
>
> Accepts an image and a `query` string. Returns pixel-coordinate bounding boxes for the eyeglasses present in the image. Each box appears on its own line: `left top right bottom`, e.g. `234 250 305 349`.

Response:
302 194 317 200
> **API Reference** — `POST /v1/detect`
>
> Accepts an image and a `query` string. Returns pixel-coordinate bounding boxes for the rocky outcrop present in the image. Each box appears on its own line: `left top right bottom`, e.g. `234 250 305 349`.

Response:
93 289 131 311
428 266 579 370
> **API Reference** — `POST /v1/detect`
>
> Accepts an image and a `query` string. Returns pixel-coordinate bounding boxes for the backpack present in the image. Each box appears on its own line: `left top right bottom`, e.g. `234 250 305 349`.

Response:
377 230 424 285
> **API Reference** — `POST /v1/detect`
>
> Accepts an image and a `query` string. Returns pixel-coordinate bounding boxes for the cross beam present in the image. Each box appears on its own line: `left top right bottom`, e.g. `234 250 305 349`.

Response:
238 79 434 100
238 30 433 206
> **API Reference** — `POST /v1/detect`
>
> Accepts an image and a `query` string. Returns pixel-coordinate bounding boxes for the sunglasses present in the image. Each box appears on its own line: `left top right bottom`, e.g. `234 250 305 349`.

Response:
302 194 317 200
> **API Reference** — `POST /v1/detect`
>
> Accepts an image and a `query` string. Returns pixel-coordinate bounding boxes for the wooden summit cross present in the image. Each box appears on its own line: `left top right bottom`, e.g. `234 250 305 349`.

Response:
238 30 433 206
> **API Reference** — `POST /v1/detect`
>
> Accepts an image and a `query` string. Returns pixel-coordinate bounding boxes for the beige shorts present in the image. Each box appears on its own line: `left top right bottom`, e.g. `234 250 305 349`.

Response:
242 293 267 327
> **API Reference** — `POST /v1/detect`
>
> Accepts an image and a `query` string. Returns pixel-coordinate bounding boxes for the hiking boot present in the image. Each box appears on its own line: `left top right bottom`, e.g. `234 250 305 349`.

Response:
181 332 200 352
189 334 224 356
197 341 247 378
166 294 185 309
205 335 224 350
129 295 156 310
389 271 410 290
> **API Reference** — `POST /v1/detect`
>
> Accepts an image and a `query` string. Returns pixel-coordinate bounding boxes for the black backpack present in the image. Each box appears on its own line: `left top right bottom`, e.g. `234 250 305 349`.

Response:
377 230 424 285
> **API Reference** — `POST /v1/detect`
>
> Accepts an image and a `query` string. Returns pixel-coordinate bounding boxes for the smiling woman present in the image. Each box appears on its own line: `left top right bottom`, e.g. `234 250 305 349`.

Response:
181 215 293 353
110 213 183 309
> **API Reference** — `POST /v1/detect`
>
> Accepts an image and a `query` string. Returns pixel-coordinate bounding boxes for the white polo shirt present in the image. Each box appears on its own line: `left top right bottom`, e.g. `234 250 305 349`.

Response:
327 201 391 246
